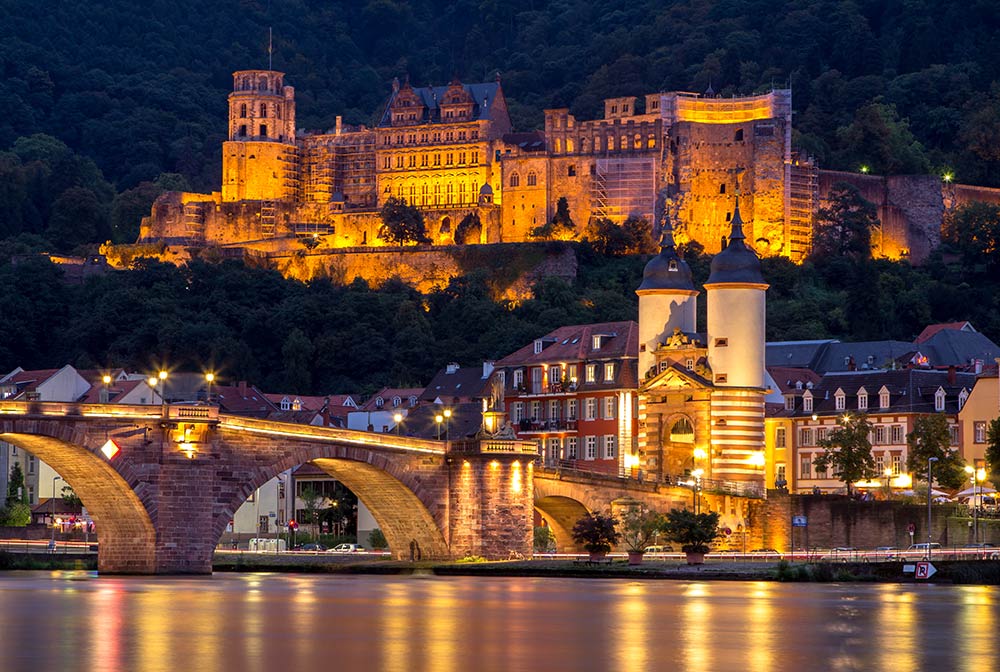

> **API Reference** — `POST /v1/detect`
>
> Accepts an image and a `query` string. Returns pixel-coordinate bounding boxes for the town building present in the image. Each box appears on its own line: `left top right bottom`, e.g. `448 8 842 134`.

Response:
493 320 639 475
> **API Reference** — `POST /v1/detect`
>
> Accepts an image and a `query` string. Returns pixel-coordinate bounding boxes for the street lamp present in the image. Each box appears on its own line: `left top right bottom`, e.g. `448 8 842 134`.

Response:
435 413 444 440
927 456 938 559
443 408 452 440
884 467 893 499
393 412 403 435
50 476 62 551
148 370 168 416
205 372 215 403
691 468 704 514
101 374 112 403
965 465 985 543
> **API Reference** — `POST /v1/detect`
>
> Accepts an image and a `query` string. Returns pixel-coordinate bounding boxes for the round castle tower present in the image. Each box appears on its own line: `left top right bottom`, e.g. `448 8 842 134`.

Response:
635 218 697 380
704 188 768 480
222 70 298 203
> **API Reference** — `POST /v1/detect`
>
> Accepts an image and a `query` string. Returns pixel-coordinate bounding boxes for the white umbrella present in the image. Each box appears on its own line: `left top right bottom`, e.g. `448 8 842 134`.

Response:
898 488 949 497
956 486 997 497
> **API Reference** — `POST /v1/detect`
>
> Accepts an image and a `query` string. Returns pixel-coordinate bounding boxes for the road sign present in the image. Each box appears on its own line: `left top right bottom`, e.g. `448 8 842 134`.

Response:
907 523 916 534
792 515 807 527
915 561 937 580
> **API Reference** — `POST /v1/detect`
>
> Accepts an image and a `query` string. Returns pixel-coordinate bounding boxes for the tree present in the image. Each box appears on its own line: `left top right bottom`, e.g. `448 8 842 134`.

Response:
298 487 325 537
907 414 966 488
47 186 107 250
585 216 656 256
812 413 875 495
570 511 619 554
1 463 30 527
61 484 82 508
531 196 575 240
834 102 930 175
941 201 1000 272
986 418 1000 486
367 527 387 550
378 197 430 245
811 182 878 260
533 525 555 553
280 328 314 394
661 508 721 555
619 507 663 553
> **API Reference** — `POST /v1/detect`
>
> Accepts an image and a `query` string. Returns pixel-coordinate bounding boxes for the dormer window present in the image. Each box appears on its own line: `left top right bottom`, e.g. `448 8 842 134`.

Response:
803 391 813 413
795 381 803 390
935 387 946 412
534 339 543 354
835 388 846 411
857 387 868 410
392 396 401 408
585 364 597 383
375 397 384 408
292 398 302 411
785 396 794 411
958 388 969 410
879 386 890 409
280 397 291 411
409 395 418 407
592 335 602 350
604 363 615 381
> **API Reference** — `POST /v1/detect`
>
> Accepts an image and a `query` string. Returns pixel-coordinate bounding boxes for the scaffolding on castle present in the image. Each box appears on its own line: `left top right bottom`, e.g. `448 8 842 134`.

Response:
590 158 656 223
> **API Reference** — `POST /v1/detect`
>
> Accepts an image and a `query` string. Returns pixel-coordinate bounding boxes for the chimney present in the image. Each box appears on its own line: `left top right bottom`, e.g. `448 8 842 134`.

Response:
335 115 342 135
848 356 856 371
321 396 331 426
948 365 956 385
239 380 248 397
975 359 983 374
482 361 495 379
446 363 460 374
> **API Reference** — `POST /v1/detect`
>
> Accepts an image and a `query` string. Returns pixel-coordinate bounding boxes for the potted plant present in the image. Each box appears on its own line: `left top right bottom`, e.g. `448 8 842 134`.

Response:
620 508 664 565
661 508 721 565
571 512 620 561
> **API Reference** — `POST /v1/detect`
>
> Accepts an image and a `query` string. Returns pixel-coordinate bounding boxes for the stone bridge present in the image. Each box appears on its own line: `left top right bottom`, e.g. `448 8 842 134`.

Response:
0 402 763 573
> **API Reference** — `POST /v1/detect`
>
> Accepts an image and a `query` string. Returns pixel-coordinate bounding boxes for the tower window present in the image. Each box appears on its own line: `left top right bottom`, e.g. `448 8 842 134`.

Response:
238 125 247 137
260 124 267 136
568 165 576 177
260 103 267 118
240 104 247 118
714 338 728 347
720 183 726 194
734 129 744 142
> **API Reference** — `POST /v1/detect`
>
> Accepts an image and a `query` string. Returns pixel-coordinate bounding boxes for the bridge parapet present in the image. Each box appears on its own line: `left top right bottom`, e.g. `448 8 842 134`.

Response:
169 404 219 421
450 438 540 456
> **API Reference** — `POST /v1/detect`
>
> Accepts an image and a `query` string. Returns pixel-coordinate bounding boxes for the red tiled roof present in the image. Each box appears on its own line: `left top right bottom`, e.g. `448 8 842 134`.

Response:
359 387 425 411
215 384 277 414
263 393 330 411
766 366 823 394
495 321 639 367
4 369 60 385
78 379 144 403
915 322 974 344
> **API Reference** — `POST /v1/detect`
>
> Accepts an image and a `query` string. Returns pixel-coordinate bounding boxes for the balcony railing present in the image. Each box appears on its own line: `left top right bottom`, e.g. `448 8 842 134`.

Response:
515 418 578 433
450 439 540 455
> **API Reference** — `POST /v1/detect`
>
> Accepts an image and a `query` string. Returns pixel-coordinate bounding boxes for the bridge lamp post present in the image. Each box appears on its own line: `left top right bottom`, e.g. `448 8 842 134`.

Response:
101 374 112 403
435 413 444 440
691 468 704 514
393 412 403 435
205 372 215 404
927 456 938 559
444 408 452 440
50 476 62 550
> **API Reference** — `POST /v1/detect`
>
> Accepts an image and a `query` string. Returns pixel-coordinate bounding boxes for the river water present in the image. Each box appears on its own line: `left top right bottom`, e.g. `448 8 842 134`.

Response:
0 571 995 671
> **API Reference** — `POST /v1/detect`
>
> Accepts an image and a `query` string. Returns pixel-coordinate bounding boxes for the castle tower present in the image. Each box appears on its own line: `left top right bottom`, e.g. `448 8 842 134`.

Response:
704 185 769 480
635 217 698 381
222 70 298 202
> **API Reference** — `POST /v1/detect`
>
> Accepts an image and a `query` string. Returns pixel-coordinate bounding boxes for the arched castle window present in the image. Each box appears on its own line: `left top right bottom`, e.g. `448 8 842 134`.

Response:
259 124 267 137
669 418 694 443
240 104 247 118
620 135 627 151
510 173 520 188
568 165 576 177
276 104 282 119
260 103 267 118
238 125 247 137
734 129 744 142
634 133 641 149
527 172 537 186
566 138 574 153
647 134 656 148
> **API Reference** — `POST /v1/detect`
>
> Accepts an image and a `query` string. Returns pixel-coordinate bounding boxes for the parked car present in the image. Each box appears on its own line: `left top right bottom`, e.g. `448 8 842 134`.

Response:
328 543 366 553
906 543 941 553
643 545 674 553
294 543 326 552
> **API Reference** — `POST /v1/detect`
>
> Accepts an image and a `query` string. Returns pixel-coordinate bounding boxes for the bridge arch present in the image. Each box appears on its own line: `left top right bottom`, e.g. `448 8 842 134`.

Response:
534 495 589 553
0 431 156 573
213 437 450 561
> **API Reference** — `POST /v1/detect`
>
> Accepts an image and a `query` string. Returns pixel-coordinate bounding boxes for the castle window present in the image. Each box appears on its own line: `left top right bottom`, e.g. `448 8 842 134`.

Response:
647 135 655 148
566 138 574 153
720 183 726 194
260 124 267 136
408 155 416 167
420 154 428 167
568 165 576 177
611 105 618 114
471 152 479 165
623 103 629 113
734 129 744 142
276 105 282 119
434 154 441 166
594 136 602 151
714 338 728 347
240 104 247 118
634 133 641 149
527 172 537 186
239 125 247 137
620 135 627 150
715 374 728 384
650 99 659 110
383 157 391 169
260 103 267 118
510 173 520 188
471 130 479 139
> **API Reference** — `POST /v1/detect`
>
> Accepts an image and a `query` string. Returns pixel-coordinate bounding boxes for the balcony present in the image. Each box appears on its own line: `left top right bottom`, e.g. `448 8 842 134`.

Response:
515 418 578 433
512 381 578 396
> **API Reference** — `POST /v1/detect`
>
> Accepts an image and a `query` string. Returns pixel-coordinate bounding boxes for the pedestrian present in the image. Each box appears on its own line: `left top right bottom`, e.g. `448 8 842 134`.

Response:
409 539 416 561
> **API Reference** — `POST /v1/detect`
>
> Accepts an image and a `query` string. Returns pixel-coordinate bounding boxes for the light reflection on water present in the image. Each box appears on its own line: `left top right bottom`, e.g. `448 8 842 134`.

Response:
0 571 997 672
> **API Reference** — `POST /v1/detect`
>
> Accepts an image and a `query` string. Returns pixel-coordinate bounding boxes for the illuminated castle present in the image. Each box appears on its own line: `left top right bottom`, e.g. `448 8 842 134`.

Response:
134 69 825 262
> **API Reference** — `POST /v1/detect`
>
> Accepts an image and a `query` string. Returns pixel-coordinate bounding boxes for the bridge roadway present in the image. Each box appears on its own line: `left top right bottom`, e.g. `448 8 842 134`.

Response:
0 401 701 573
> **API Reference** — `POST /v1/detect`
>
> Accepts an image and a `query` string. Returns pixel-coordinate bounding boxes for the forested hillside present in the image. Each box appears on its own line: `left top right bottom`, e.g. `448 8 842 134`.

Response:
3 0 1000 248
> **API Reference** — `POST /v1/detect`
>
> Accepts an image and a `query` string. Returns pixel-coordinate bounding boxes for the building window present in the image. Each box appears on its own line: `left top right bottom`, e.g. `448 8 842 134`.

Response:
686 358 694 370
800 456 812 480
875 453 885 474
375 397 384 408
392 396 401 408
27 455 35 475
715 374 727 384
527 172 537 186
858 390 868 410
935 388 946 412
602 435 616 459
567 399 578 420
874 425 886 445
949 425 959 445
513 369 524 389
817 427 829 443
592 335 602 350
280 398 291 411
784 396 794 411
585 436 597 460
799 428 814 447
775 427 786 448
835 391 846 411
511 402 524 423
803 394 813 413
975 421 987 444
547 437 561 460
603 396 615 419
959 389 969 410
534 339 543 354
568 165 576 177
777 464 786 484
604 363 614 381
714 338 728 347
585 398 597 421
510 172 520 188
585 364 597 383
567 437 578 459
891 454 902 475
890 425 903 444
530 400 541 421
880 389 890 409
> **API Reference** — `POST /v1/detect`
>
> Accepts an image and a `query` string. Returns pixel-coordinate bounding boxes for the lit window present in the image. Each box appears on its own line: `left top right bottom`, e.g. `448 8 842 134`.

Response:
975 421 987 444
603 397 615 419
585 364 597 383
585 436 597 460
775 427 786 448
604 363 614 381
